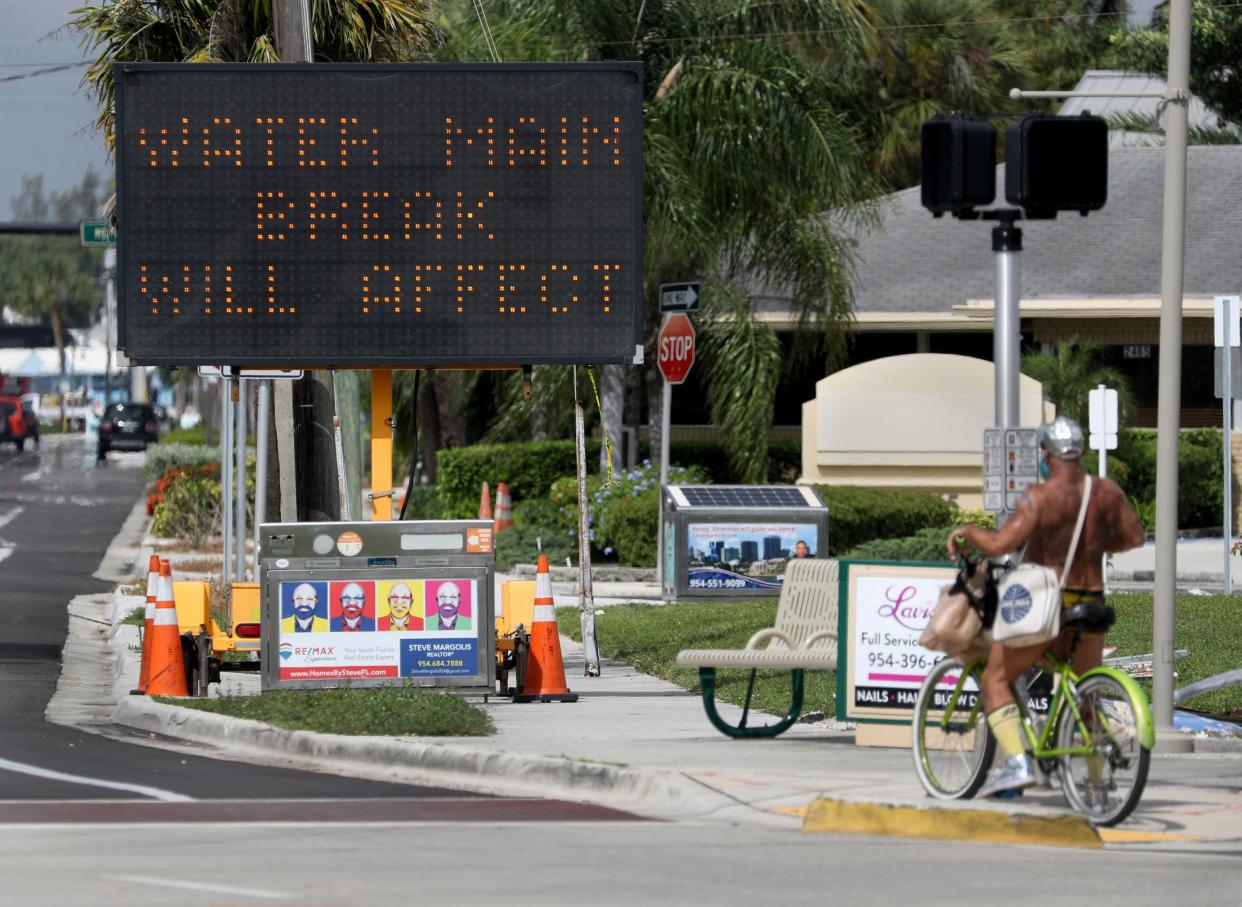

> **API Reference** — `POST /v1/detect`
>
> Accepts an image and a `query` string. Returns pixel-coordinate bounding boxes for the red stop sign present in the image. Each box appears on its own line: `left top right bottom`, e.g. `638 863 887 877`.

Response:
658 313 695 384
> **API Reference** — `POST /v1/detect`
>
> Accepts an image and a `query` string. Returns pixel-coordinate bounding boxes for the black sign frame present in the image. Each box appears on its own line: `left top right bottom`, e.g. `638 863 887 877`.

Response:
114 62 644 367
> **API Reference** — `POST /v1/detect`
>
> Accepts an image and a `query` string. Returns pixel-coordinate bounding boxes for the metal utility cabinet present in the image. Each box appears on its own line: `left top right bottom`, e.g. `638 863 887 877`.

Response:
258 520 496 692
661 485 829 600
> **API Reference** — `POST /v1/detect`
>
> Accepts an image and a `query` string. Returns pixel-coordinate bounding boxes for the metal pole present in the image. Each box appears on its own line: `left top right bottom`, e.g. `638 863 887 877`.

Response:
1152 0 1194 753
330 371 351 521
992 214 1022 432
1098 384 1108 590
221 377 233 583
253 380 271 576
658 362 671 588
1224 307 1233 596
234 378 248 580
575 380 600 676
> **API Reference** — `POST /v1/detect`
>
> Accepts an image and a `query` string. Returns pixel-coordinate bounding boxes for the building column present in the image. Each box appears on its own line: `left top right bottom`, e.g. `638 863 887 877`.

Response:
916 332 931 354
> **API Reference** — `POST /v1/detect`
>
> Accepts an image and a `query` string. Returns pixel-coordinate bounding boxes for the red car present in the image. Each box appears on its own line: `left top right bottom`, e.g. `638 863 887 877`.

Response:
0 395 33 451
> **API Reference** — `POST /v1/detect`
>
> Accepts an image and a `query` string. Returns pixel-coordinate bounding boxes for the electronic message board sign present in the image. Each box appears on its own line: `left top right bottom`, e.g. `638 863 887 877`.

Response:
114 63 644 367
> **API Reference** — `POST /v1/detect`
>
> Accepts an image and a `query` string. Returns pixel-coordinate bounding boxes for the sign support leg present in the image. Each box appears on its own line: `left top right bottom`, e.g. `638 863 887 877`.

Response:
658 377 671 587
234 378 248 580
253 380 270 574
221 377 233 583
371 369 393 521
1224 318 1233 596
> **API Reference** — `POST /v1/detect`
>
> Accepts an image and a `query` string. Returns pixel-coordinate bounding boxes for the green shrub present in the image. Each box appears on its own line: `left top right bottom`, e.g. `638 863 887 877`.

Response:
1113 428 1224 528
437 438 801 518
145 442 220 480
400 484 444 520
815 486 954 556
843 526 956 563
592 462 705 567
602 492 660 566
950 507 995 529
160 424 208 446
151 471 223 546
666 439 801 484
437 441 592 518
494 518 578 571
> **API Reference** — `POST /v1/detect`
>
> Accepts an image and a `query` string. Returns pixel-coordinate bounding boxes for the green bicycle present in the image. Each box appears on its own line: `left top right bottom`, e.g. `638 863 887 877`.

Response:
911 603 1154 826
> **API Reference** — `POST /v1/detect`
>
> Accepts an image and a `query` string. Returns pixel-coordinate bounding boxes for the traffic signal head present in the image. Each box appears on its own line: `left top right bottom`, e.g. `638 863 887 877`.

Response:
920 114 997 218
1005 114 1108 217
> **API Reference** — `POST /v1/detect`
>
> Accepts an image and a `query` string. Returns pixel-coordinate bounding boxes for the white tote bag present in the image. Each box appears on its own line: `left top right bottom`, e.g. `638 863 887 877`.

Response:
993 477 1092 648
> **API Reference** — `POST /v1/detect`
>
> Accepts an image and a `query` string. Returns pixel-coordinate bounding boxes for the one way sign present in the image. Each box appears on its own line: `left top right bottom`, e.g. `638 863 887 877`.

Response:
660 282 701 313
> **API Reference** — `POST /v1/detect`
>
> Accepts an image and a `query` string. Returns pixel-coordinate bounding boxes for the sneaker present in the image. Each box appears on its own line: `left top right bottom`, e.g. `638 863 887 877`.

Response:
978 753 1037 799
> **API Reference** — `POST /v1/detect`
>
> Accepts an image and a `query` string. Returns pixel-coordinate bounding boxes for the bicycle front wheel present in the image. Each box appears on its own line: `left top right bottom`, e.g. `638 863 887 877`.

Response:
1055 672 1151 826
912 658 995 799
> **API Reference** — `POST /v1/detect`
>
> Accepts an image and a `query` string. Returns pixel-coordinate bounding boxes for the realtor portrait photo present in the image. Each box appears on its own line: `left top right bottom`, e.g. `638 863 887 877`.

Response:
280 581 328 634
425 579 473 632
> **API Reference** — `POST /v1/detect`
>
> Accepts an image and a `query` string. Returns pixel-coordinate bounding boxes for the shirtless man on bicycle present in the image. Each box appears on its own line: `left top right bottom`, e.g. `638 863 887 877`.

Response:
946 416 1146 797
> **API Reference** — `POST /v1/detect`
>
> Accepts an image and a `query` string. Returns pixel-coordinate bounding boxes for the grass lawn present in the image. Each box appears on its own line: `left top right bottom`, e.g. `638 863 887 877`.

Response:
558 592 1242 720
160 686 495 736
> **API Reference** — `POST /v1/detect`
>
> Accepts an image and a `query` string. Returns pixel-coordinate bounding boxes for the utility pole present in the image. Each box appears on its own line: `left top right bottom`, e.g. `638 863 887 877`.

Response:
272 0 320 523
1151 0 1194 753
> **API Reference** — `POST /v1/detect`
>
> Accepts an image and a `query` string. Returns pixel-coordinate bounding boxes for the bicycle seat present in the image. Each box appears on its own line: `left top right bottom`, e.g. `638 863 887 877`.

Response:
1062 602 1115 633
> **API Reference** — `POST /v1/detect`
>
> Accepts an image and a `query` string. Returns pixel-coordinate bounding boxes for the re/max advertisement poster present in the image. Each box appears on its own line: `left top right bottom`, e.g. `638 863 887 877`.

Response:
276 577 478 681
685 523 819 591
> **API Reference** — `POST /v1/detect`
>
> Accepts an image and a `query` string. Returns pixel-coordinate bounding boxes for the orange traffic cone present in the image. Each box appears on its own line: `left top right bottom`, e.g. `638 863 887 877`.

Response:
515 555 577 702
479 481 493 520
494 482 514 533
145 560 188 697
130 554 162 694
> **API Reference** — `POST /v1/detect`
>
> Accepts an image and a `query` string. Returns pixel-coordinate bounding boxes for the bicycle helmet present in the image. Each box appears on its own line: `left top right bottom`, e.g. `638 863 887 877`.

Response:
1037 416 1085 460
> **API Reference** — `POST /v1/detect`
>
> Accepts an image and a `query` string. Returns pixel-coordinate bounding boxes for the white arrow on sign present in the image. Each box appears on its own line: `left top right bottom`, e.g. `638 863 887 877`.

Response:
659 282 701 312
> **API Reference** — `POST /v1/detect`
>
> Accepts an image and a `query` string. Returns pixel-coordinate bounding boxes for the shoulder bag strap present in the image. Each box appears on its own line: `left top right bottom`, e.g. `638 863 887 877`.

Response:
1059 476 1093 587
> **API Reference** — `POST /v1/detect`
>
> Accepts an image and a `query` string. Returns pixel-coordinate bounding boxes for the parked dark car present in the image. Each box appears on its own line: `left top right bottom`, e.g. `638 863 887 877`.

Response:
20 400 38 448
97 402 160 458
0 396 30 451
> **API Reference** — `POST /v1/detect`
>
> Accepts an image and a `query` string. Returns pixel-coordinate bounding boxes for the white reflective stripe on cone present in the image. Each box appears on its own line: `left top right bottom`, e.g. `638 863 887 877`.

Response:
535 572 553 599
532 604 556 622
153 606 180 626
158 574 173 603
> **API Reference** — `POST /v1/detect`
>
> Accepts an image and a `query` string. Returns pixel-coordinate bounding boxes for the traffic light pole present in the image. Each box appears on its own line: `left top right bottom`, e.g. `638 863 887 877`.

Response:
991 211 1023 437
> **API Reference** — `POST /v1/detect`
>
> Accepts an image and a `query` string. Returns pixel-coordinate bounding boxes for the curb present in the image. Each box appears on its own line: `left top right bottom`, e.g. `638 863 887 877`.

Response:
801 797 1102 849
111 695 720 815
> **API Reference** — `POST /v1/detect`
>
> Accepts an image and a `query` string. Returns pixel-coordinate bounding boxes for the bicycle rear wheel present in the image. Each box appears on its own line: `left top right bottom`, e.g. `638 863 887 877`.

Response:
1055 673 1151 826
912 658 995 799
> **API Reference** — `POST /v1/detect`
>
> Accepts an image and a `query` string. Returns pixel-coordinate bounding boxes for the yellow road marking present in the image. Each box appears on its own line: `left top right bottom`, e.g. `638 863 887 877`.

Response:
801 797 1102 849
1097 829 1202 843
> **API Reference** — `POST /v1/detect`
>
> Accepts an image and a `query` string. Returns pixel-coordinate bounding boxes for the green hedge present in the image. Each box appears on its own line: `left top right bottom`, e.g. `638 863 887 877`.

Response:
438 438 801 517
144 442 220 480
816 486 954 557
843 526 956 563
1111 428 1224 529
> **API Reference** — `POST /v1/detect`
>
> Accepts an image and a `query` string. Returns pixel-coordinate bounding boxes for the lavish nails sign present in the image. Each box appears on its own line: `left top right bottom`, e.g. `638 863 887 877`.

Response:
840 562 959 722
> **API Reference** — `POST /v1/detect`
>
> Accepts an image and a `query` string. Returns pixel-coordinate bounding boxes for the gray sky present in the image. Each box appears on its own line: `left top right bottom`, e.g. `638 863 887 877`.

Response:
0 0 110 219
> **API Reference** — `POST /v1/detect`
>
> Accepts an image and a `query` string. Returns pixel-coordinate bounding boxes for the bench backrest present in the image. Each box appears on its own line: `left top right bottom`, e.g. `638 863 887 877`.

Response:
773 558 839 648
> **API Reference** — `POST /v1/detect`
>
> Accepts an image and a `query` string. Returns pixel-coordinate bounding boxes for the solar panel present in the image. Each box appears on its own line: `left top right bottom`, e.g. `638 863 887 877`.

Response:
674 486 822 509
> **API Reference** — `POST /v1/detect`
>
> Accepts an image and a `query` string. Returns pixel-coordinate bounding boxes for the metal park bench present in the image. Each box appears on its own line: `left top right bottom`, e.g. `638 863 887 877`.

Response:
675 558 839 739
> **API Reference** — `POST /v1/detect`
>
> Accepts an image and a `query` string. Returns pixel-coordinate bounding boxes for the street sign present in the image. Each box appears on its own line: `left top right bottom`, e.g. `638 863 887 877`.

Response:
198 366 304 379
80 220 116 246
1215 295 1241 348
658 313 695 385
660 282 701 312
113 63 644 368
1215 348 1242 398
982 427 1039 514
1088 386 1118 451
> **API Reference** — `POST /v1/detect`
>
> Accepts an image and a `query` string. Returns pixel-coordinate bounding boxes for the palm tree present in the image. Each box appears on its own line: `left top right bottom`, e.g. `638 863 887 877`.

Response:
437 0 883 481
1021 339 1134 427
845 0 1033 190
71 0 438 152
2 251 97 426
